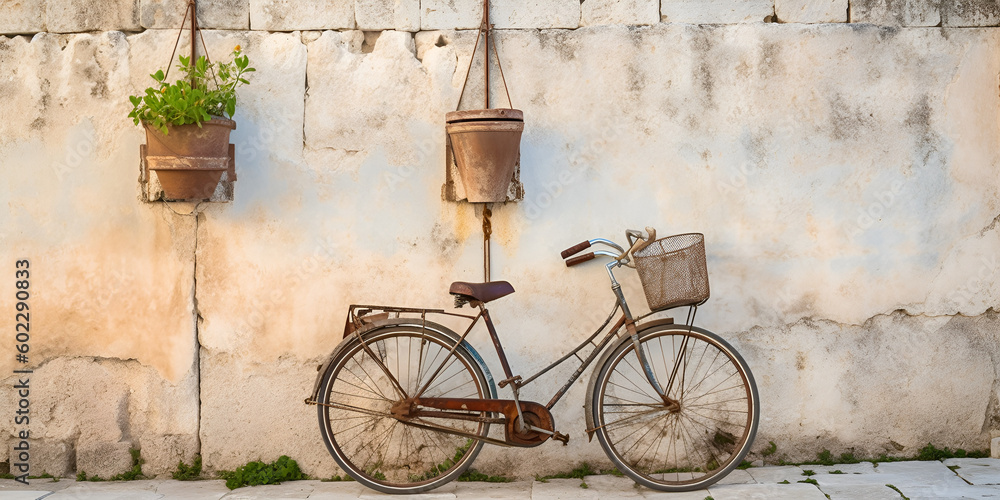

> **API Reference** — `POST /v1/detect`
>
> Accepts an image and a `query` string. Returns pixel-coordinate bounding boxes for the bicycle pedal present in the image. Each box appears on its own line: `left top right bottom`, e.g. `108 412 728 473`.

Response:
553 431 569 445
498 375 522 388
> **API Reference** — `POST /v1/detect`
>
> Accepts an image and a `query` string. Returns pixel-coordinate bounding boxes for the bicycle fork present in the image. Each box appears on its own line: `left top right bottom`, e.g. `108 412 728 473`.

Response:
610 270 682 411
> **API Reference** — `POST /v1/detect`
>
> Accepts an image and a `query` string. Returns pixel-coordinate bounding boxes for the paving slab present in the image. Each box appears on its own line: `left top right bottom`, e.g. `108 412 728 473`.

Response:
359 489 457 499
45 485 163 500
0 493 53 500
708 482 829 500
876 460 961 480
807 462 878 475
451 481 532 499
745 465 805 483
814 470 969 489
716 469 755 484
818 483 903 500
640 488 712 499
153 479 230 499
306 479 368 499
530 478 599 500
221 482 314 499
943 458 1000 485
895 483 1000 499
581 475 642 497
0 478 77 492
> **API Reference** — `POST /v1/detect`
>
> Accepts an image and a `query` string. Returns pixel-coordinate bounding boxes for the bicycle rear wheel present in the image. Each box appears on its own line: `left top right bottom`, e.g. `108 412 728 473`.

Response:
591 325 759 491
317 325 491 494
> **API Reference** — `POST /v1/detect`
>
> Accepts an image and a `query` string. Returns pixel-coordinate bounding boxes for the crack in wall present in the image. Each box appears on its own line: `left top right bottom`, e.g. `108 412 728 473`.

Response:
192 211 203 460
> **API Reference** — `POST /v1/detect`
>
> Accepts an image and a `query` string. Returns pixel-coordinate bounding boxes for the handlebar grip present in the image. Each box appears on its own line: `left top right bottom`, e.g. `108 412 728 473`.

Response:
560 240 591 259
565 252 595 267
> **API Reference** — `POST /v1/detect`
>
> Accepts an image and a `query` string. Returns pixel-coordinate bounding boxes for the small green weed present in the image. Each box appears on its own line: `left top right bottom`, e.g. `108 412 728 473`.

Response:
761 441 778 457
802 469 816 476
109 449 145 481
458 469 514 483
172 455 202 480
886 484 910 500
798 478 818 486
0 473 16 480
915 443 988 461
737 460 754 470
778 479 790 484
947 465 960 472
218 455 304 490
580 480 588 489
537 462 596 481
829 470 844 474
77 449 144 482
704 496 715 500
321 474 355 482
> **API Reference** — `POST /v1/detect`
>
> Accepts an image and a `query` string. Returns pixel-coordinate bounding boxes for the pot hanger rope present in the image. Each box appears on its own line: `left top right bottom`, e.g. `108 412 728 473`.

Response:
456 0 513 110
163 0 220 88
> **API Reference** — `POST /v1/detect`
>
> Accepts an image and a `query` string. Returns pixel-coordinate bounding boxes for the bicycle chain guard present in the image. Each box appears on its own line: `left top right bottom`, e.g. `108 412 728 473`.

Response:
406 397 557 447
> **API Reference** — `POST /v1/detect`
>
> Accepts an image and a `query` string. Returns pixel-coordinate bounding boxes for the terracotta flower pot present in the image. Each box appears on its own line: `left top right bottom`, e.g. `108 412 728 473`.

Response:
144 117 236 200
446 108 523 203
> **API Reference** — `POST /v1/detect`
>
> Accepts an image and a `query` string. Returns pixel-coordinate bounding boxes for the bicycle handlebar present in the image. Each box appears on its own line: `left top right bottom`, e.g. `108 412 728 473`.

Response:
565 252 595 267
561 228 657 268
560 241 591 259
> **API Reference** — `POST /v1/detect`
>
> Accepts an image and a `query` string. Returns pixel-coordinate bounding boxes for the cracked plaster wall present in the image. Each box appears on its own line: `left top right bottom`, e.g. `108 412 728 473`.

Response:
2 7 1000 482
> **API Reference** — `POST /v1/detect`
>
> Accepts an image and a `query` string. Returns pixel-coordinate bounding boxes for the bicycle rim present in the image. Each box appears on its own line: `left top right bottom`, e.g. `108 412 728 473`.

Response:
318 327 490 494
593 326 759 491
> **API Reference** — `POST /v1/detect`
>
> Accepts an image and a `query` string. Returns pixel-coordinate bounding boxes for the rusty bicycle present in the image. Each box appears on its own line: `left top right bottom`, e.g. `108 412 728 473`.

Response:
305 228 759 494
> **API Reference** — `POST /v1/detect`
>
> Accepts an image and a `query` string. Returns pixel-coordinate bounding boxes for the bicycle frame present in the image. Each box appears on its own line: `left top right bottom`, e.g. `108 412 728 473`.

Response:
311 232 692 447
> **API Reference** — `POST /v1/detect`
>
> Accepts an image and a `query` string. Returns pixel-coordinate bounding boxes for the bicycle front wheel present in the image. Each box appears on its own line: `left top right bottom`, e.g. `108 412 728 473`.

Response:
317 325 491 494
592 325 759 491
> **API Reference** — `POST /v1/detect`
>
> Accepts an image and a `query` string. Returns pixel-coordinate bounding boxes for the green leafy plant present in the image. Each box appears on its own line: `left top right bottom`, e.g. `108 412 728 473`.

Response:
109 449 145 481
128 47 254 134
218 455 304 490
172 455 202 480
75 449 144 482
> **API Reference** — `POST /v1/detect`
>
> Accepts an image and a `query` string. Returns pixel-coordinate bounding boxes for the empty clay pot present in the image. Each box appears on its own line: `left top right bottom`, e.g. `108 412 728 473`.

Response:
446 108 523 203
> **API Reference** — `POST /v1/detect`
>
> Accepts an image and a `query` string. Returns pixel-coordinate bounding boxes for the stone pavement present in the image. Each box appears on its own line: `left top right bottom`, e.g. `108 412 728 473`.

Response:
0 459 998 499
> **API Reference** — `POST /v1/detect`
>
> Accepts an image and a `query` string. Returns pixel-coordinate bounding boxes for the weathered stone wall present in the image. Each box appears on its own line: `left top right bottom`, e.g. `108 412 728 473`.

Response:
2 0 999 480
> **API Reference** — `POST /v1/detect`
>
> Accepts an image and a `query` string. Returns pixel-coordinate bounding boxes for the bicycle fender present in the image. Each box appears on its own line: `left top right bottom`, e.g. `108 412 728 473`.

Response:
306 317 497 404
583 319 706 441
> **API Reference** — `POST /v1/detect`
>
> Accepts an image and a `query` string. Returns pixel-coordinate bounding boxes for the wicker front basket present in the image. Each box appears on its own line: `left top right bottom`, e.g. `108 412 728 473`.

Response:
633 233 710 312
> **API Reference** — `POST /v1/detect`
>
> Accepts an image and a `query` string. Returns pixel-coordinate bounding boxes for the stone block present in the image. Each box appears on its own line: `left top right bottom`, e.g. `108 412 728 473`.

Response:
7 440 75 478
139 0 251 30
75 441 133 479
849 0 940 26
251 0 355 30
421 0 480 28
137 434 198 476
46 0 140 32
661 0 776 23
491 0 581 28
582 0 660 25
993 437 1000 458
776 0 848 22
0 1 45 34
941 0 1000 26
422 0 580 28
356 0 420 30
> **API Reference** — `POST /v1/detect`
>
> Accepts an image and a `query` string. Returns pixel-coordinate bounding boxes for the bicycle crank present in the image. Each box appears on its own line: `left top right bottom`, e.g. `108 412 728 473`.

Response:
398 397 558 448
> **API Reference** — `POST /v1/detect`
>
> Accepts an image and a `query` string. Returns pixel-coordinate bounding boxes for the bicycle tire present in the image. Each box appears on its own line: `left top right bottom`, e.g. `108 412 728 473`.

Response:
591 325 759 491
317 325 491 494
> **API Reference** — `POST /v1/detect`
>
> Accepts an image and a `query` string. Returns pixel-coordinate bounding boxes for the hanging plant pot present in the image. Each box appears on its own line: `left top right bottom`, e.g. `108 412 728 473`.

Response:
446 108 523 203
143 117 235 200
